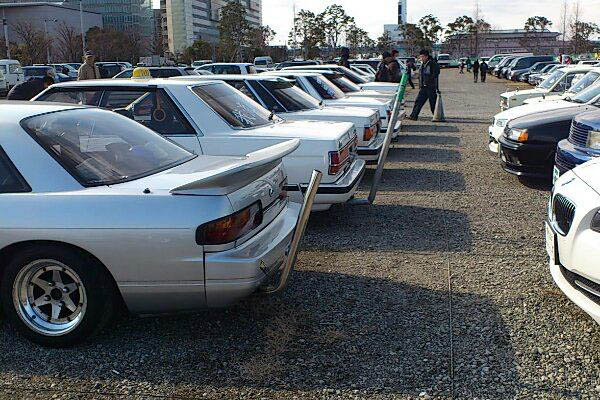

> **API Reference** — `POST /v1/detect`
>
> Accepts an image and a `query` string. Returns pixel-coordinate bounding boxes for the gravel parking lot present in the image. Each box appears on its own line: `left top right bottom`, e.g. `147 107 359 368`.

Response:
2 71 600 400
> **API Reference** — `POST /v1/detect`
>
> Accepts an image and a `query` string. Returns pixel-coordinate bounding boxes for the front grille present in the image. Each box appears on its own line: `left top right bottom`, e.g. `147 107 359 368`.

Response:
553 194 576 235
555 150 576 174
568 120 592 147
560 266 600 306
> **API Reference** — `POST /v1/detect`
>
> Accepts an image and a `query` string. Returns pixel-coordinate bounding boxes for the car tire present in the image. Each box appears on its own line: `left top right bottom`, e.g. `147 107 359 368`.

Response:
0 245 117 347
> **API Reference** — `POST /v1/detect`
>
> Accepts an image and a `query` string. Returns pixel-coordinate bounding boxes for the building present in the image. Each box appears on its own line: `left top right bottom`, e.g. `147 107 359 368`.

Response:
81 0 154 37
383 0 408 55
443 29 561 58
397 0 406 25
164 0 262 56
0 2 102 43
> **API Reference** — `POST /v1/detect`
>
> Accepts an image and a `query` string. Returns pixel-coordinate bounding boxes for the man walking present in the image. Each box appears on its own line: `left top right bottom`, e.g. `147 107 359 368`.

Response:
480 60 488 82
407 49 440 121
388 49 402 83
473 59 480 83
375 52 393 82
6 75 54 100
78 51 100 80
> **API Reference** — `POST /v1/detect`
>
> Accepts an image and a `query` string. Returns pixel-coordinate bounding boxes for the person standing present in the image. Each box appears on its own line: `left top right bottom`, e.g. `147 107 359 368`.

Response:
6 76 54 100
472 59 480 83
388 49 402 83
407 49 440 121
338 47 351 69
78 51 101 80
466 58 472 73
375 51 392 82
459 59 465 74
406 57 416 89
480 60 488 82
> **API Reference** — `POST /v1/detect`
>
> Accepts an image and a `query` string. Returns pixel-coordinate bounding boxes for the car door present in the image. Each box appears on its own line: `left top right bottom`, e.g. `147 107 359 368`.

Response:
100 89 203 154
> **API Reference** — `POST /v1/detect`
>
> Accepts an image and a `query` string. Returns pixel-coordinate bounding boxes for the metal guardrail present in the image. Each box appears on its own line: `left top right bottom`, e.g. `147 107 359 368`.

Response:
349 73 408 206
260 169 322 294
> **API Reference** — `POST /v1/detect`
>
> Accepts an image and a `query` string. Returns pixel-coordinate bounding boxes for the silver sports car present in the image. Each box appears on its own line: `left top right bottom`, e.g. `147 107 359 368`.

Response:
0 102 318 347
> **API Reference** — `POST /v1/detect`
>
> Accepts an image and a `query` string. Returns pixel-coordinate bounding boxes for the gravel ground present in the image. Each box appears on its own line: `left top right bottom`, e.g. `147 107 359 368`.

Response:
2 71 600 399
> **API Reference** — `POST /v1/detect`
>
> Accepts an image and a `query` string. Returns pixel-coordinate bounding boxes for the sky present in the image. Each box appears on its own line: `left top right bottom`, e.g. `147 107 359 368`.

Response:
263 0 600 45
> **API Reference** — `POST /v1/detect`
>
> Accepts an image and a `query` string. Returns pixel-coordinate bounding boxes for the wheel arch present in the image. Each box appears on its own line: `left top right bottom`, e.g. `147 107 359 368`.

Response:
0 240 127 311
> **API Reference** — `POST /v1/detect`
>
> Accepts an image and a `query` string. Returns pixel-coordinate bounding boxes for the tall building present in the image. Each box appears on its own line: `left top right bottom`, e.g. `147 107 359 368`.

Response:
164 0 262 55
397 0 407 25
80 0 155 37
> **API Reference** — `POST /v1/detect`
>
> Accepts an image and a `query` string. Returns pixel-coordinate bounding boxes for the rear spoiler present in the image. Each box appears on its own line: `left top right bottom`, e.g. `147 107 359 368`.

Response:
170 139 300 195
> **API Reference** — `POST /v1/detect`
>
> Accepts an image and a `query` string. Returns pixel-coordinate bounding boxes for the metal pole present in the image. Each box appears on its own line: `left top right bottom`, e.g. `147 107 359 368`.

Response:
44 19 50 63
79 0 85 54
2 10 10 59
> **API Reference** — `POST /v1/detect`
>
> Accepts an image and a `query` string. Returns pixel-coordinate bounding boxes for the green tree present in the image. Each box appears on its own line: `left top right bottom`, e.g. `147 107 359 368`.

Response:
218 2 251 62
444 16 474 57
319 4 354 51
571 21 600 54
182 39 213 64
402 23 426 55
418 15 443 48
522 16 553 54
377 30 394 53
346 25 370 56
288 10 324 59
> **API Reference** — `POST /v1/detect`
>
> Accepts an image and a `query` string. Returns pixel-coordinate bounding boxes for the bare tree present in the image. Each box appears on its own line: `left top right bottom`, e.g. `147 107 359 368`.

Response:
11 21 49 65
55 22 83 63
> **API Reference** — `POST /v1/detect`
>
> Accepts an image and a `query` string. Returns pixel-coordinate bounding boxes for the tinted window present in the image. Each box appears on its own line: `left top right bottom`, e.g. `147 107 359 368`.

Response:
247 80 285 112
330 76 361 93
213 65 241 74
568 72 600 94
0 65 6 74
254 80 320 112
227 80 261 103
21 108 194 186
192 83 275 128
0 147 31 193
116 69 134 78
36 90 102 106
158 69 183 78
307 76 345 100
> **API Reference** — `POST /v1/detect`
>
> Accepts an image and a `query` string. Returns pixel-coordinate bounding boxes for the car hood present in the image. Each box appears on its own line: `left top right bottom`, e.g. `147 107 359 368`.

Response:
503 88 548 98
495 99 578 121
572 158 600 196
571 108 600 128
524 94 565 104
510 104 598 128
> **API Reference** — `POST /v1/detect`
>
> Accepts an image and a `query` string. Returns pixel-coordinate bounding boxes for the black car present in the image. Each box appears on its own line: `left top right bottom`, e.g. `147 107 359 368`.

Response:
499 101 600 179
506 56 556 81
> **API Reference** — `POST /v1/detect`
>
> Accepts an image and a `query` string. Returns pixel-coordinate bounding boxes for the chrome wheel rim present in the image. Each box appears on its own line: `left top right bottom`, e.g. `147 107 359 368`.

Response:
12 259 87 336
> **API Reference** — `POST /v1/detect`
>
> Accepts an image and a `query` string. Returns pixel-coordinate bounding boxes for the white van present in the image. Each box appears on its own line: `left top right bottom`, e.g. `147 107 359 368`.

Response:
254 56 274 68
0 60 24 88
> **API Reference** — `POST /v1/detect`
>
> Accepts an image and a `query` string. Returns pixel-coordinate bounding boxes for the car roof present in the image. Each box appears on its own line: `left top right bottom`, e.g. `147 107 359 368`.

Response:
173 74 290 82
263 71 322 77
558 65 595 72
49 78 223 88
0 101 85 123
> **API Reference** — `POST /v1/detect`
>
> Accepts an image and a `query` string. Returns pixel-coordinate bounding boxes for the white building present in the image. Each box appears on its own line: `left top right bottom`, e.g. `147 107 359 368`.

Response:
383 0 408 55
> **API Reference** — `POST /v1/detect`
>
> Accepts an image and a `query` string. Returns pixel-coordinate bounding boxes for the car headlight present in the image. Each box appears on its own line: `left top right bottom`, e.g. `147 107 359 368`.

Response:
586 130 600 150
591 210 600 233
505 128 529 142
496 119 508 127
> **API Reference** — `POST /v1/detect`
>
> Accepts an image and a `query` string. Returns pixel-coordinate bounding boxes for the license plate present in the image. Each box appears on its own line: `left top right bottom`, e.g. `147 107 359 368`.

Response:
552 166 560 185
545 222 556 265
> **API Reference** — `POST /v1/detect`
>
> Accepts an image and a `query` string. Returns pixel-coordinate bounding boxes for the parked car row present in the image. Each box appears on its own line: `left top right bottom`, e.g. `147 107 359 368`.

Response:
0 65 404 346
485 58 600 326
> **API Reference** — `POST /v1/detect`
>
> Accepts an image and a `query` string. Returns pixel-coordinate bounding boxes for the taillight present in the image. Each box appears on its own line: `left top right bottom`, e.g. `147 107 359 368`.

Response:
363 126 375 141
196 202 263 245
329 145 350 175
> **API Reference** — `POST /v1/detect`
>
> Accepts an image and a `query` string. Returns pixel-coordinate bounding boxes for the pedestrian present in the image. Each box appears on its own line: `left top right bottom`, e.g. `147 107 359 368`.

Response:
375 51 392 82
459 59 465 74
388 49 402 83
338 47 350 69
406 57 416 89
466 58 472 72
407 49 440 121
480 60 488 83
78 50 101 80
6 75 54 100
473 59 480 83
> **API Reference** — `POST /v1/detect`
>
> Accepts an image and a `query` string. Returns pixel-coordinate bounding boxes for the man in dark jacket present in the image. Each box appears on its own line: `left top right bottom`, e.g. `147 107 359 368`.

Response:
388 49 402 83
375 51 393 82
338 47 350 69
480 60 488 82
408 49 440 121
6 76 54 100
472 60 480 82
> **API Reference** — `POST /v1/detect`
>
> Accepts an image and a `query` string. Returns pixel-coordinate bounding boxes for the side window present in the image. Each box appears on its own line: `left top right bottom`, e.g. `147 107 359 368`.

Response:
118 70 134 78
102 90 147 109
104 90 195 135
214 65 241 74
0 147 31 193
247 81 285 112
160 69 182 78
36 90 102 106
228 80 260 103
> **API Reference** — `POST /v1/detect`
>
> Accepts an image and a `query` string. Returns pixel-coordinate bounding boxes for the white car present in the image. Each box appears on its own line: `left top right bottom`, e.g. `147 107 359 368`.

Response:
0 68 8 96
293 70 394 101
488 82 600 153
282 65 399 93
173 75 385 161
196 63 258 75
500 65 593 110
524 68 600 104
263 71 402 138
34 79 365 211
0 59 24 88
0 101 317 346
547 159 600 324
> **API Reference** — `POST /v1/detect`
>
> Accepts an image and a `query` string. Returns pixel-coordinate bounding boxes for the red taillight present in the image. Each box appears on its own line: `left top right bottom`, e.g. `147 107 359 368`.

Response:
363 126 375 141
329 145 350 175
196 202 263 245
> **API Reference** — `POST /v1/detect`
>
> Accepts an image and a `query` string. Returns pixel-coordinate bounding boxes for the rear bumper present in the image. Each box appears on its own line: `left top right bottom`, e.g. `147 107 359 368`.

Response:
498 136 555 178
358 134 385 161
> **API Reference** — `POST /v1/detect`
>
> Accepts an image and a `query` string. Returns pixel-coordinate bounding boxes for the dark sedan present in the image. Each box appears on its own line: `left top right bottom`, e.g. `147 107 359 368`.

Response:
499 103 600 179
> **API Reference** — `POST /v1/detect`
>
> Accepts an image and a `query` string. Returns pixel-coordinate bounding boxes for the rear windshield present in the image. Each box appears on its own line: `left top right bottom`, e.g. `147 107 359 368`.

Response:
192 82 275 128
21 108 194 186
330 76 361 93
567 72 600 94
336 66 368 84
539 70 565 89
259 80 320 111
307 75 345 100
23 67 50 77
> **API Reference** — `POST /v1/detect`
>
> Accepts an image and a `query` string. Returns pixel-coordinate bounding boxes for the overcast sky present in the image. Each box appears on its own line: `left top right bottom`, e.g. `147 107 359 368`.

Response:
263 0 600 45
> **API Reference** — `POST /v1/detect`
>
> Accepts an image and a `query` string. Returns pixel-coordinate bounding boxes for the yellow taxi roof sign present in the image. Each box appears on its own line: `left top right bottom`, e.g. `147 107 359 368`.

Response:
132 67 151 79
